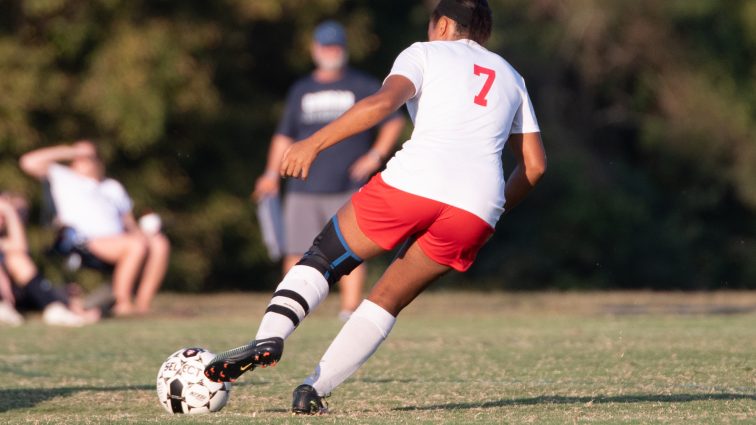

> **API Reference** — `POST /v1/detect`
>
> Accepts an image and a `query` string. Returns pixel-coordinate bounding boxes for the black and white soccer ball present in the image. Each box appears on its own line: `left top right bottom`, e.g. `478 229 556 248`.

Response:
156 347 231 414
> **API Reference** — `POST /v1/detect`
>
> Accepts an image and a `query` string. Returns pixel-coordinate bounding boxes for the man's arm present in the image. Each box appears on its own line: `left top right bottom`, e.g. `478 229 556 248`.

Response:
121 212 140 233
503 132 547 212
349 115 406 182
19 142 92 180
252 134 295 201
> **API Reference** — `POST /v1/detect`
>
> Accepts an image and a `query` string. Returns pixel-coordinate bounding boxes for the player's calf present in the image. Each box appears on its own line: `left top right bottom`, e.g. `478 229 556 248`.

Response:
255 216 363 340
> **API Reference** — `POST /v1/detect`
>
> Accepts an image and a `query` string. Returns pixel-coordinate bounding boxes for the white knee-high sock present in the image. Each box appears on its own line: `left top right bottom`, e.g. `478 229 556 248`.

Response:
255 265 329 340
304 299 396 395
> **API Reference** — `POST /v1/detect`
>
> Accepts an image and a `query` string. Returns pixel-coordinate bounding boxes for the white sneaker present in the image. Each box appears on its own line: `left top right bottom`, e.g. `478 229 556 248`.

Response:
0 302 24 326
42 303 87 327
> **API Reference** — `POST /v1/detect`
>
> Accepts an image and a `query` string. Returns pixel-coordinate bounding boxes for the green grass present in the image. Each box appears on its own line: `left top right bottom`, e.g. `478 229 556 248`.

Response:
1 291 754 424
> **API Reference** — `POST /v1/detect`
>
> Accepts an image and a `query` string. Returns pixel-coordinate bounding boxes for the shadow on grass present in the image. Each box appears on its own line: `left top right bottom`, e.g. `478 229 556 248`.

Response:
395 393 756 411
0 381 270 413
0 385 153 412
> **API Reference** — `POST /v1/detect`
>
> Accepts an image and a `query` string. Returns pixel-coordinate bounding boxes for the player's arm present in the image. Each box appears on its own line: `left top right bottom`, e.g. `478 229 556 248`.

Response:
503 132 547 212
252 134 294 201
281 75 415 180
349 115 405 181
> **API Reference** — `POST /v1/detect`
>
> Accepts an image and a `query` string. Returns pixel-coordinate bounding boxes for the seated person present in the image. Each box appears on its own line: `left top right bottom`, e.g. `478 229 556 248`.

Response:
20 140 170 316
0 192 99 326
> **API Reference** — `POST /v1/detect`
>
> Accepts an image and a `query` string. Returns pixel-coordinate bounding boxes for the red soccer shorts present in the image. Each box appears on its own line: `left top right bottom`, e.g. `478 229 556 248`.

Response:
351 174 494 272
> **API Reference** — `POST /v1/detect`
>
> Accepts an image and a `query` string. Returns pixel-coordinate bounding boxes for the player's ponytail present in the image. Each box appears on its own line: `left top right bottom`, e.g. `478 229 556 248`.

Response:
467 0 492 45
432 0 492 45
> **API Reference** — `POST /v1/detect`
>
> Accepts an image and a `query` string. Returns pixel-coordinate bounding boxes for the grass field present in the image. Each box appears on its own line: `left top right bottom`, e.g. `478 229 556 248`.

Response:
1 291 754 424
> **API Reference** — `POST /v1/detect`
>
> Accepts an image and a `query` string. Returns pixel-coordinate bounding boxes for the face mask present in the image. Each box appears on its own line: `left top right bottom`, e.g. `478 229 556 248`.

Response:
313 49 348 71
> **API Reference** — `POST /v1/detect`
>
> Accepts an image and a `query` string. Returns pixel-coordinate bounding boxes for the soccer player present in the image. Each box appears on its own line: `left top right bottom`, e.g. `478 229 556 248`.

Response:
206 0 546 414
253 20 405 321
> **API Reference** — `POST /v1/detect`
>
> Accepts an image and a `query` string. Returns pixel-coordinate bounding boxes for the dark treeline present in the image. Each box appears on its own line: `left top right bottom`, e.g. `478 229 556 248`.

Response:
1 0 754 291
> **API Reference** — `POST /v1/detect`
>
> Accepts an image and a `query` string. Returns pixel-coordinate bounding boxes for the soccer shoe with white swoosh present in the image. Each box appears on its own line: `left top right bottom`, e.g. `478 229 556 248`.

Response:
203 337 283 382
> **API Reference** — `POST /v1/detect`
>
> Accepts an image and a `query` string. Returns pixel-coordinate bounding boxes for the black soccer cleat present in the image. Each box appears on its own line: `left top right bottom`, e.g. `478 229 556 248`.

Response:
204 337 283 383
292 384 328 415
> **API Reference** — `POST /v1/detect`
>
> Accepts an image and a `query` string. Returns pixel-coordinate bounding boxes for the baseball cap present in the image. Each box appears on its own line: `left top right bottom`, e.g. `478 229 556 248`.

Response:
314 20 347 46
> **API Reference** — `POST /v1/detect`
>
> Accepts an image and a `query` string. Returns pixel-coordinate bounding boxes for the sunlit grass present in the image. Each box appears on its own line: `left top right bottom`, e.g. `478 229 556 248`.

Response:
1 291 754 424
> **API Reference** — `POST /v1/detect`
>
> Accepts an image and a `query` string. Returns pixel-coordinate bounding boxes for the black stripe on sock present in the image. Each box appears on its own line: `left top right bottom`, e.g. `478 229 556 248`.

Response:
265 304 300 327
273 289 310 315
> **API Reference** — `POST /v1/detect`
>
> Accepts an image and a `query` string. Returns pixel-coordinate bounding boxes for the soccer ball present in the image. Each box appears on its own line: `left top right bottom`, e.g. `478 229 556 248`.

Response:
156 347 231 414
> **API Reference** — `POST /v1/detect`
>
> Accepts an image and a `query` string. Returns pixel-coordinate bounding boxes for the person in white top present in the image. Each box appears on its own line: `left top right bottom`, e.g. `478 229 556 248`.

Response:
20 141 171 316
204 0 546 414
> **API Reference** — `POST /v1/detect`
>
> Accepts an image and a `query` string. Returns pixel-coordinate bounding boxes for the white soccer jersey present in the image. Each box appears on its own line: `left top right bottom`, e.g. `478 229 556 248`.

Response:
381 39 540 227
48 164 132 239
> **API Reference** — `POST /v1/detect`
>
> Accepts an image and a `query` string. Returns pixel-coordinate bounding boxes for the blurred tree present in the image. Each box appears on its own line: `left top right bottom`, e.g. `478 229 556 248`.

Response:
0 0 753 291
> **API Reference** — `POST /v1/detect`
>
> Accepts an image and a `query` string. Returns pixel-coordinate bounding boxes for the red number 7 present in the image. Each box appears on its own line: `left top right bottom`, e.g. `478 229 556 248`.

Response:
473 64 496 107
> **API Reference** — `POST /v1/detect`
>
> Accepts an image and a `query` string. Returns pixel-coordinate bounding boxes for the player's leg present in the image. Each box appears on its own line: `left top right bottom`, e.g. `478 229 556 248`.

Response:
254 193 333 341
293 198 495 414
205 200 386 383
293 239 449 414
282 255 300 274
321 191 365 321
134 232 170 314
203 194 322 382
249 192 370 340
87 233 148 316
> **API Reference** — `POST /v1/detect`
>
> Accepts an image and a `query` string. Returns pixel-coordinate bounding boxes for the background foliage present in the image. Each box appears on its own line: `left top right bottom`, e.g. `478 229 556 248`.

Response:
1 0 754 291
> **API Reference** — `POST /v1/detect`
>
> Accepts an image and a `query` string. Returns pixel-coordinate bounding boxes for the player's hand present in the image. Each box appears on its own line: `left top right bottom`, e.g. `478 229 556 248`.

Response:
349 150 383 182
252 172 280 202
280 139 319 180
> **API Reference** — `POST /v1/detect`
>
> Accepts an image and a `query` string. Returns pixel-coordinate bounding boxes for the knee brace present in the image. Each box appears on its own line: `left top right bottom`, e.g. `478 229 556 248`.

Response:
297 216 363 286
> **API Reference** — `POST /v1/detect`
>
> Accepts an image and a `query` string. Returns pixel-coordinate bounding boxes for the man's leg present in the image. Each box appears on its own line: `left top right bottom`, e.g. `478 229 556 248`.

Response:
134 232 170 313
336 263 365 321
87 233 148 315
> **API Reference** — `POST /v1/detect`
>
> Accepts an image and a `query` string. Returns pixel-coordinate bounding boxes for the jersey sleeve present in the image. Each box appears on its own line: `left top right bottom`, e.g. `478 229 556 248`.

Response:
385 42 426 98
510 79 540 134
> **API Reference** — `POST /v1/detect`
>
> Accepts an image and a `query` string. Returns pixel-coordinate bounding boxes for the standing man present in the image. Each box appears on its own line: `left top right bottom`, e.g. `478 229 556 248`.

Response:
20 140 171 316
253 20 405 320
